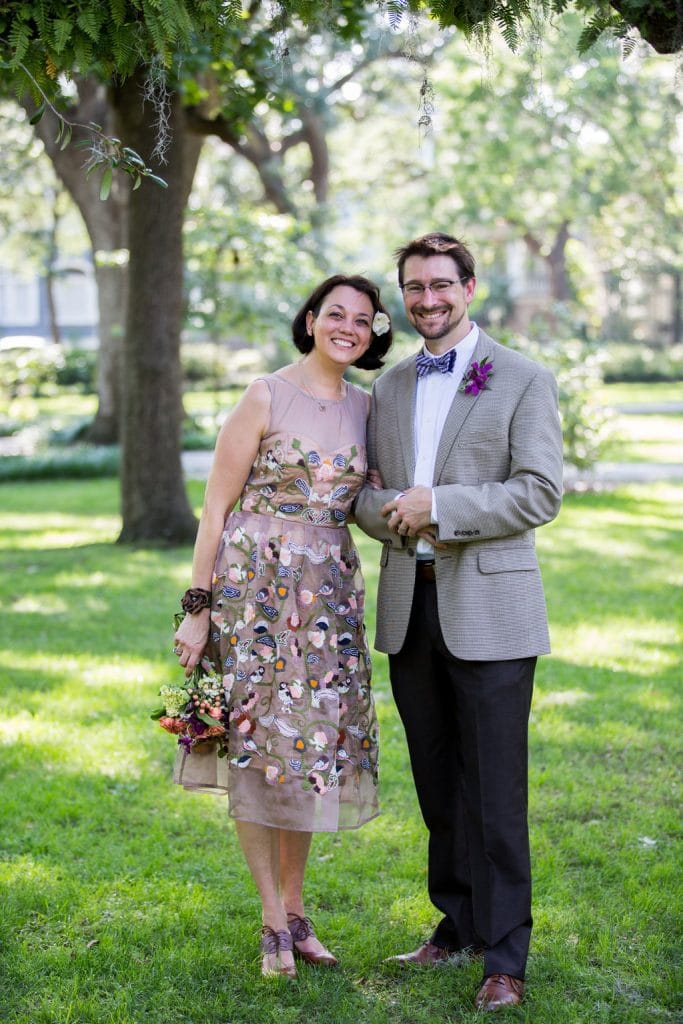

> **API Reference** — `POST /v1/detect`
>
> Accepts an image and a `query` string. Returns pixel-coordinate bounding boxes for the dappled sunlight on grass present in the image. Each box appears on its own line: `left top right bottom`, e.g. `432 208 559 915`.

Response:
629 687 675 712
532 713 655 750
534 687 592 707
1 478 681 1024
1 520 120 549
10 593 70 614
553 621 679 674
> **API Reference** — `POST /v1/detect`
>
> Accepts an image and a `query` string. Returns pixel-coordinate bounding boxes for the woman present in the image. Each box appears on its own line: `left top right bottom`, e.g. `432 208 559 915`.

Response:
172 274 392 978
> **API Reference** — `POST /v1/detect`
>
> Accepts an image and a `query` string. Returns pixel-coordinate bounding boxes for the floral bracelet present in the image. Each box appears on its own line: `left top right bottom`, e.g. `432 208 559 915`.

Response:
180 587 212 614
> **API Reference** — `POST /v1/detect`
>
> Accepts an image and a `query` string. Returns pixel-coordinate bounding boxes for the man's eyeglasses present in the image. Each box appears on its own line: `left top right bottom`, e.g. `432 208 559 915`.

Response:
400 278 469 297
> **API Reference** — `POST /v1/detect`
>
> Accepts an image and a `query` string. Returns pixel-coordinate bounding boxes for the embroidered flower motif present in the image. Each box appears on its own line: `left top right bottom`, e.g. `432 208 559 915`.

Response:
460 356 493 395
311 731 328 751
265 764 285 784
314 458 337 482
372 311 391 336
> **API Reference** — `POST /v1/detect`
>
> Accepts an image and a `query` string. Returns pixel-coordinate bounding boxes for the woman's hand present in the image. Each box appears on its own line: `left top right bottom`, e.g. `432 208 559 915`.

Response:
174 609 211 676
366 467 384 490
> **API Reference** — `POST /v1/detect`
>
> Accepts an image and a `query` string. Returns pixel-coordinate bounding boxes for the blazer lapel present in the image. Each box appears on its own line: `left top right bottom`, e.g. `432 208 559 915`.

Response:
433 332 494 482
395 358 417 485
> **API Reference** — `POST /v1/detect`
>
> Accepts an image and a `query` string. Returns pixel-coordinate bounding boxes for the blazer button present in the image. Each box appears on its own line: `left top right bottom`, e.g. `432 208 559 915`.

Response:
407 547 415 557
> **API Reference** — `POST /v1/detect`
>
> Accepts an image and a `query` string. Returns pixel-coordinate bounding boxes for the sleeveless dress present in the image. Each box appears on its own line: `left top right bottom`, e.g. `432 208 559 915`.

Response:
174 374 380 832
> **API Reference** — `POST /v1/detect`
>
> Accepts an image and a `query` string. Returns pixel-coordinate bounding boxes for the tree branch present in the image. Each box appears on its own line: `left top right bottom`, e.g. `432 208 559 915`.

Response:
184 107 297 216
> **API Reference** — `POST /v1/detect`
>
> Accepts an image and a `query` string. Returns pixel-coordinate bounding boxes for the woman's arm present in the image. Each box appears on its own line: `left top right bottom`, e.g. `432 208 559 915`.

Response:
174 379 271 674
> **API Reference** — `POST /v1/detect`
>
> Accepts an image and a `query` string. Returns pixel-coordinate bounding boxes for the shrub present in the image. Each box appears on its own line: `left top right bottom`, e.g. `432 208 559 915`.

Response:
55 348 98 392
180 342 266 389
601 343 683 383
500 314 613 470
0 342 63 398
0 446 120 481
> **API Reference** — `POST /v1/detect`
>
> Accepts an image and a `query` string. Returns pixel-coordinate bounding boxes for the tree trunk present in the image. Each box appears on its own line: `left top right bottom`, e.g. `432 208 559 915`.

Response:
672 270 682 349
547 221 571 302
87 259 127 444
45 198 62 347
27 80 128 443
113 70 198 544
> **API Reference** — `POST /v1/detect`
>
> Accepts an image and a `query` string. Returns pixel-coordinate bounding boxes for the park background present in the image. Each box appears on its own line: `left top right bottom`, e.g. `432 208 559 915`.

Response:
0 3 681 1022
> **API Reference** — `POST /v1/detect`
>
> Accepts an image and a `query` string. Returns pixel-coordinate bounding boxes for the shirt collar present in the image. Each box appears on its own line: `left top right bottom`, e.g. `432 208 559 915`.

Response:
420 322 479 359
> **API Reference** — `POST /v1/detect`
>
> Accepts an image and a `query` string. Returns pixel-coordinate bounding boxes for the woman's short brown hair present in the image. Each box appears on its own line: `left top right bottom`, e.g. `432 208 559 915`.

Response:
291 274 393 370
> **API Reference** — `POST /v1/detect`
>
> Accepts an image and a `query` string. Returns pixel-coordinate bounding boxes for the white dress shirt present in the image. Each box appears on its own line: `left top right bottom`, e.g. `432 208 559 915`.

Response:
414 322 479 557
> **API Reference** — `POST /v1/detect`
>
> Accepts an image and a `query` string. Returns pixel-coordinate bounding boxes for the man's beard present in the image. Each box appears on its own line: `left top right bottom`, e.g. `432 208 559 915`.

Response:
413 304 466 340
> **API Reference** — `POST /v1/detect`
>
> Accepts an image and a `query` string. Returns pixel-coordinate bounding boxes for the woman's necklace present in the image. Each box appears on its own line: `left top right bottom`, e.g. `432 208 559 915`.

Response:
299 368 346 412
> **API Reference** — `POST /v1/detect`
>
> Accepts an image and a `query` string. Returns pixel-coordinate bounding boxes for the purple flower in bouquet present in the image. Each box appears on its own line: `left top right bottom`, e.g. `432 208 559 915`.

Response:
460 356 493 396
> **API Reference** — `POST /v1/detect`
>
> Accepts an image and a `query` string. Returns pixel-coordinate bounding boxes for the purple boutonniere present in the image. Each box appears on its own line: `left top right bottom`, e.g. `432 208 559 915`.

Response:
460 356 493 396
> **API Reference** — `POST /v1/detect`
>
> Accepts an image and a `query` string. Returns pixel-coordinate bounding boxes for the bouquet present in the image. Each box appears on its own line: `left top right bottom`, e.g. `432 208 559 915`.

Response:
152 615 229 755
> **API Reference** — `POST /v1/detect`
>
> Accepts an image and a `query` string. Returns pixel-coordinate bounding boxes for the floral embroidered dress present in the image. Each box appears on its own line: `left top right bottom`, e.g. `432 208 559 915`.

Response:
174 374 379 832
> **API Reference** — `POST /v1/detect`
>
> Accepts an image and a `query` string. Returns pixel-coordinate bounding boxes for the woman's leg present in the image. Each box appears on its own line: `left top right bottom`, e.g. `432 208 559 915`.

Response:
280 829 334 958
235 820 295 973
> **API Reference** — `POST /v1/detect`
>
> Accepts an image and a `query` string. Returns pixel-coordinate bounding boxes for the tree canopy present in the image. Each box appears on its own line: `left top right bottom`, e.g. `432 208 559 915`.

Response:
0 0 679 544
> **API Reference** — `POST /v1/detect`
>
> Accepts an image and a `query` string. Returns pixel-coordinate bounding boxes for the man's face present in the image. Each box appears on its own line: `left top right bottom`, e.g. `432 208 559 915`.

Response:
401 254 476 351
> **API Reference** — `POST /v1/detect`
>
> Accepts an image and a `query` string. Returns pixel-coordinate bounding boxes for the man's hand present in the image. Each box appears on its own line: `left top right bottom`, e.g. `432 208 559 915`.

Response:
381 485 433 537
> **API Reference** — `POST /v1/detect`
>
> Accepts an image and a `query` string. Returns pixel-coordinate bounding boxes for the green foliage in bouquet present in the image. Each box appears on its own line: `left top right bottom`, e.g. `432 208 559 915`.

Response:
151 613 228 755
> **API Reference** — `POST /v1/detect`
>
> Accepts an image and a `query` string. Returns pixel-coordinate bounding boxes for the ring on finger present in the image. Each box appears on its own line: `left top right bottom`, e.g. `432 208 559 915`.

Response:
173 645 182 655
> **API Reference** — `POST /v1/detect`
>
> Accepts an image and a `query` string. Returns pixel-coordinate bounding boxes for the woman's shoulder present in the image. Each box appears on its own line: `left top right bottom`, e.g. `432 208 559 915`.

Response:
346 380 371 413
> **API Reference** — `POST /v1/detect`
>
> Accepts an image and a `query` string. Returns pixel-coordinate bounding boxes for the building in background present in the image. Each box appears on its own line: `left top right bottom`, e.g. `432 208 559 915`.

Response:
0 257 98 347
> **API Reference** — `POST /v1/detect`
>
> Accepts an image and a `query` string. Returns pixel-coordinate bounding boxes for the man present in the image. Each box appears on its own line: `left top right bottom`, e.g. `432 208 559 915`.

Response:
355 232 563 1011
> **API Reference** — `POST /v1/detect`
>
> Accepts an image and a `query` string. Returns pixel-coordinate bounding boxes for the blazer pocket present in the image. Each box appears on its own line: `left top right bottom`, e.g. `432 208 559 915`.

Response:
478 548 539 573
457 434 507 447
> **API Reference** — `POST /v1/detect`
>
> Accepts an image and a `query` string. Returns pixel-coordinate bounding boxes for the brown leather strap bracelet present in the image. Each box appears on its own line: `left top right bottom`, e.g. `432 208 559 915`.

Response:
180 587 211 614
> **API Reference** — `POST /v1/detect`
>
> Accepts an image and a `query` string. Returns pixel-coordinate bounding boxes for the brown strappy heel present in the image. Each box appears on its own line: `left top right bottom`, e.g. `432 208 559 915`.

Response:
287 913 339 967
260 925 297 978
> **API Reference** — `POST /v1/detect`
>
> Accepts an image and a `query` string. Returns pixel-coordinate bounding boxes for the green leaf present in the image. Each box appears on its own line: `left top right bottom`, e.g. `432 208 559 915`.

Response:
197 712 219 726
52 18 73 53
99 166 113 201
150 708 166 720
29 102 46 125
122 147 145 167
144 173 168 189
59 124 73 151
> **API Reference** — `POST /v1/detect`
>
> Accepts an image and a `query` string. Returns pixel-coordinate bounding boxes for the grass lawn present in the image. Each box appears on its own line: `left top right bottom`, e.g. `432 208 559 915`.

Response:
0 480 681 1024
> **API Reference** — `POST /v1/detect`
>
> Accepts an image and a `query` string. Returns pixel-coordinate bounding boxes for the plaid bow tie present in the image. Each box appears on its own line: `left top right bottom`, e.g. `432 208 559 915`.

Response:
415 348 457 378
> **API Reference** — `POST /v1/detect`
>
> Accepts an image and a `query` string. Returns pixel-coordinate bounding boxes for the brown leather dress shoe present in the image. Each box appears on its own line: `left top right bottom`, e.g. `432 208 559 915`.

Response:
287 913 338 967
474 974 524 1010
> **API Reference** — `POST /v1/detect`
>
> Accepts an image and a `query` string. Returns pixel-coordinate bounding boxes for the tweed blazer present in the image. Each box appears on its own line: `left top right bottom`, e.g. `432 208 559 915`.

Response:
354 329 563 660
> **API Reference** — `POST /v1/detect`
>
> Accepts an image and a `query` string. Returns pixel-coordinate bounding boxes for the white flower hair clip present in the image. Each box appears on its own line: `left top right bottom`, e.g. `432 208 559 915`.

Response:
372 311 391 336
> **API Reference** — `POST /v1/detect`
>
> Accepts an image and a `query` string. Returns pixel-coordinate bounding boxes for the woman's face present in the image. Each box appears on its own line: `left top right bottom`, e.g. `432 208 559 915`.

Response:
306 285 374 367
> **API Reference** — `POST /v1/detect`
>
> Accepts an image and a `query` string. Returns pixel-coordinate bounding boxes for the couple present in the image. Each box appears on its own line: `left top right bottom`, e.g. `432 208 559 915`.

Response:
171 232 563 1011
